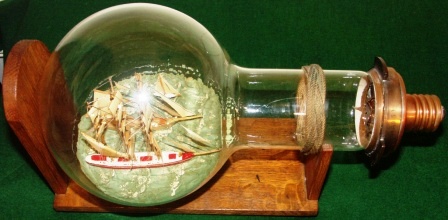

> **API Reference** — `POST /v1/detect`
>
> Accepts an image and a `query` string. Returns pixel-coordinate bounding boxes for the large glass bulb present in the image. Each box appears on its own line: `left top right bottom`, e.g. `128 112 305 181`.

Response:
40 3 444 206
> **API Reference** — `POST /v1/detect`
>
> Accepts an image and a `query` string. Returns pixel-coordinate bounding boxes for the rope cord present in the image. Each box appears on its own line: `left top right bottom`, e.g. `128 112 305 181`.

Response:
295 64 326 154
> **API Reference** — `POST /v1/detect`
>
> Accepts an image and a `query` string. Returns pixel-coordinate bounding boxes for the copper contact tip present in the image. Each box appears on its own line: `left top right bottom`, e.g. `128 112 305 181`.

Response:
405 94 444 132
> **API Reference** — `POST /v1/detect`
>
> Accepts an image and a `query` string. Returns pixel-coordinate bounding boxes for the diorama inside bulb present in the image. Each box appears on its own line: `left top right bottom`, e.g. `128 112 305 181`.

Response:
77 69 223 205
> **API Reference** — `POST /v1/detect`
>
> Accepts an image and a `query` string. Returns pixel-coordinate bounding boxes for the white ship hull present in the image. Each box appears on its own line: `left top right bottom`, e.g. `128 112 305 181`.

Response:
85 151 194 169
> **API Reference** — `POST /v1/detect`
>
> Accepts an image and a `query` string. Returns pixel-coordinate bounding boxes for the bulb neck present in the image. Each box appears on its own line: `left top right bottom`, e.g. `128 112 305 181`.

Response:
228 65 367 151
226 65 302 148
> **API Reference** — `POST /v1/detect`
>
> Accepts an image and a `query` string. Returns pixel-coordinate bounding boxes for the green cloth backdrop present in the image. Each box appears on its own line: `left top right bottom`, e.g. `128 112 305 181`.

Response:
1 0 447 219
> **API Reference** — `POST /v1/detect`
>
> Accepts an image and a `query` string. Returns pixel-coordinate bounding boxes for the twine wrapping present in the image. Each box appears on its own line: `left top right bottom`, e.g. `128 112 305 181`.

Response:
295 64 326 154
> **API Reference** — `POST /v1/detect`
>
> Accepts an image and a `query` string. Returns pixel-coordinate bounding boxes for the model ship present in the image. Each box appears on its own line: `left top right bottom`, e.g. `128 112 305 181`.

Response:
80 73 220 169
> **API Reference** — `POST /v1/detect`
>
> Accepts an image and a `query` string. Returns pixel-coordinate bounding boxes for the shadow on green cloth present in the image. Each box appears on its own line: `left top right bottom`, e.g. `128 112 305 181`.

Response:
367 124 444 178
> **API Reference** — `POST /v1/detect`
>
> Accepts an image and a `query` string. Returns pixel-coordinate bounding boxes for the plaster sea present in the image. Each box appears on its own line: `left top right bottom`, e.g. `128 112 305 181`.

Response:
76 71 222 205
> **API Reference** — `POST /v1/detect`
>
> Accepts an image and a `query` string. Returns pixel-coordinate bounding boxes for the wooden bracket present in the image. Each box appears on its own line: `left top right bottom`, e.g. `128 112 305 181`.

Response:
3 40 69 194
3 40 333 216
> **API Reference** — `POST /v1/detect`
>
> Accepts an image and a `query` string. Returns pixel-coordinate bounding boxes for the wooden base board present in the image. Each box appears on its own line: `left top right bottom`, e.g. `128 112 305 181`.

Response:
54 152 319 216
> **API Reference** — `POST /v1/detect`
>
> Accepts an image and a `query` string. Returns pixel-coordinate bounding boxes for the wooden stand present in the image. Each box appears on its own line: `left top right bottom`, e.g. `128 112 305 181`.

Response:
3 40 333 216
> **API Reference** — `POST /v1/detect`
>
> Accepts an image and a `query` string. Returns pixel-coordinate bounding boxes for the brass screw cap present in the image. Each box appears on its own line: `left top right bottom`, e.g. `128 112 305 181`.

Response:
355 57 444 165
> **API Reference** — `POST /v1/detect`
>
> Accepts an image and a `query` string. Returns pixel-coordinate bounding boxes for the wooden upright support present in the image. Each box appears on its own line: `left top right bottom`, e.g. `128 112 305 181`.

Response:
3 40 333 216
3 40 69 194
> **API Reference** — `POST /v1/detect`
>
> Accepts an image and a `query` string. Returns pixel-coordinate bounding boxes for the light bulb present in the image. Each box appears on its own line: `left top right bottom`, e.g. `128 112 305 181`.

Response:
37 3 444 206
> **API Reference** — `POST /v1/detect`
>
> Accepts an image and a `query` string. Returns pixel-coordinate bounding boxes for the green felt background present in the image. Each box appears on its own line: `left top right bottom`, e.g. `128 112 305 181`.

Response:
1 0 447 219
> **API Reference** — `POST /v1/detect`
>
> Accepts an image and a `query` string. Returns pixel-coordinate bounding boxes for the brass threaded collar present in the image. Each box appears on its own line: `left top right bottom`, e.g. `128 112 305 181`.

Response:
356 57 444 165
